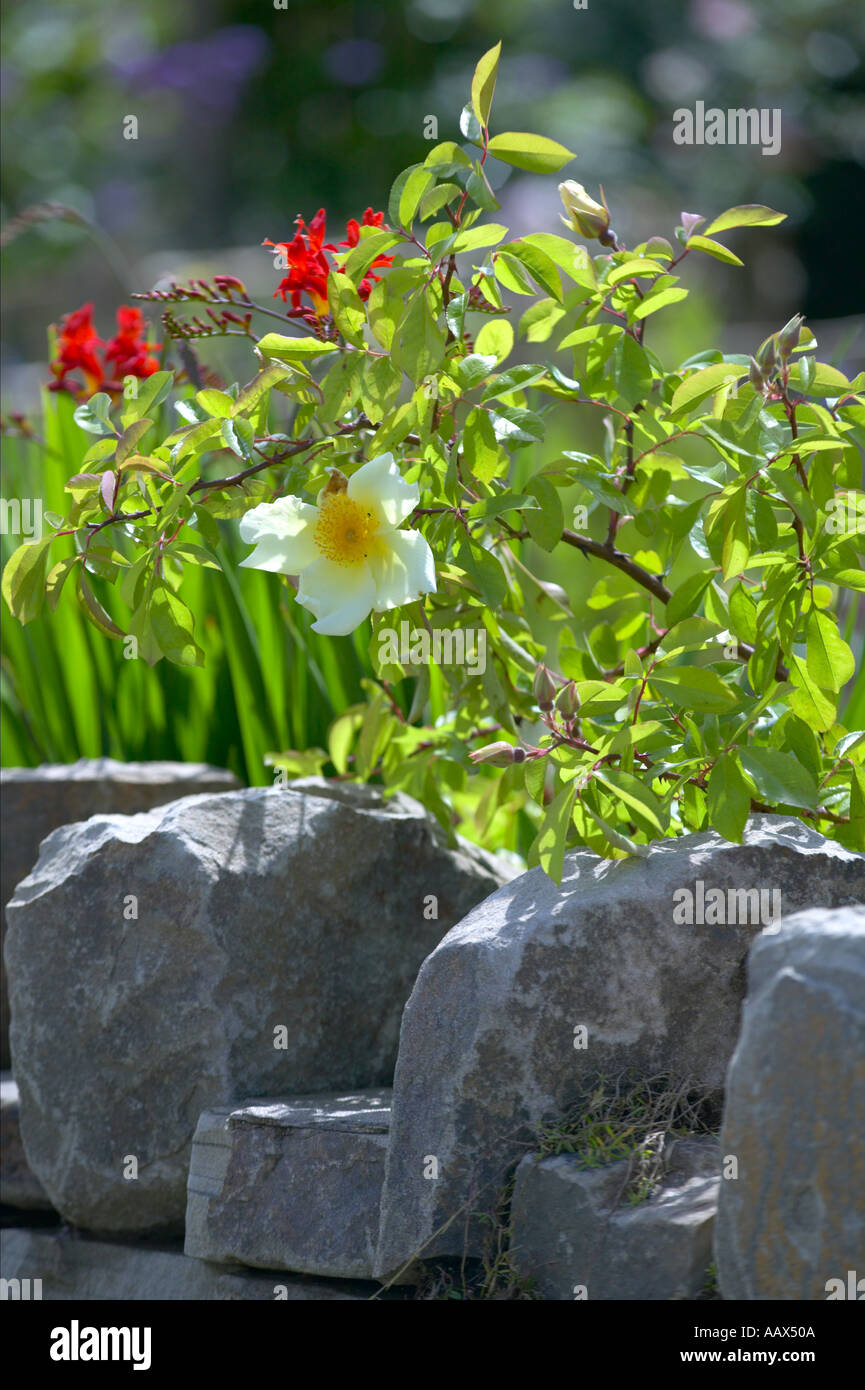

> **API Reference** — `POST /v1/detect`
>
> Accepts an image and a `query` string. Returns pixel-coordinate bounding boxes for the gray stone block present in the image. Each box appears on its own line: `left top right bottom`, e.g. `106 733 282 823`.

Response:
0 1228 377 1300
1 758 240 1069
185 1090 391 1279
510 1136 720 1300
715 904 865 1300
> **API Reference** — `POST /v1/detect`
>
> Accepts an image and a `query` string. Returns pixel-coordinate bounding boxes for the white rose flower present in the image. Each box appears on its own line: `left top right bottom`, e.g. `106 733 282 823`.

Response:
238 452 436 635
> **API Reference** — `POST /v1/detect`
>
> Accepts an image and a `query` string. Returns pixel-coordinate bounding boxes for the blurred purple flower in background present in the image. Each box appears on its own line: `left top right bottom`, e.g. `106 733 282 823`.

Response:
111 26 269 120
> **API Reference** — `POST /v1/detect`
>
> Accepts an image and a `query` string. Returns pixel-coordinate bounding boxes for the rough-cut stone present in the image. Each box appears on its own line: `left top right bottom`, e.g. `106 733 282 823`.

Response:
1 759 240 1069
185 1089 391 1278
715 904 865 1301
5 779 510 1235
1 1073 53 1211
511 1136 719 1301
0 1229 381 1300
375 817 865 1279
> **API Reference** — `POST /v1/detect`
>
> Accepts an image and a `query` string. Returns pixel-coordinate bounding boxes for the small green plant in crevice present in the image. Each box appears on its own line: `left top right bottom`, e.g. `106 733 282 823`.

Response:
534 1070 721 1206
413 1174 539 1301
696 1262 721 1300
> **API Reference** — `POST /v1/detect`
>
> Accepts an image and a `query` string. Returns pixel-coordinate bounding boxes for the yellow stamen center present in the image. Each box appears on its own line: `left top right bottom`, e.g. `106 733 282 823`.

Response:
313 493 376 566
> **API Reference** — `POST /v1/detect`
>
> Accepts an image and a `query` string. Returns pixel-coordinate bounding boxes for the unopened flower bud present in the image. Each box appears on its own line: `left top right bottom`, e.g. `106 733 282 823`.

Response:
533 663 557 711
748 356 765 392
555 679 580 719
756 335 778 374
559 181 610 241
214 275 247 294
777 313 804 360
469 741 520 767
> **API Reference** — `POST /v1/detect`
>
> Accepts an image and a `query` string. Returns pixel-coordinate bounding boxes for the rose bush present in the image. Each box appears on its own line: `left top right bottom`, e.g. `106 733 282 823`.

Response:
4 43 864 872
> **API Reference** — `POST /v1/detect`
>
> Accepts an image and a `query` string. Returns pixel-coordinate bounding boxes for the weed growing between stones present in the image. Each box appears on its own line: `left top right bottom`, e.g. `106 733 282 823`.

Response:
696 1262 721 1300
533 1070 721 1206
413 1176 539 1300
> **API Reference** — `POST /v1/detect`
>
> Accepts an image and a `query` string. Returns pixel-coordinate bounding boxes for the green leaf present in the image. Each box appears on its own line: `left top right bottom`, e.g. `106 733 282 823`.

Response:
45 554 80 611
519 233 597 290
533 782 575 884
708 753 751 842
455 353 498 391
608 335 653 410
471 40 501 127
738 747 818 810
649 665 739 713
419 183 462 221
593 767 667 836
685 235 744 266
328 709 364 775
606 258 666 286
392 291 446 382
720 487 751 579
327 271 367 345
474 318 514 363
664 571 714 627
77 570 124 638
459 102 483 145
73 393 115 436
121 369 173 424
150 583 205 667
115 418 154 464
806 610 855 692
788 653 836 732
455 535 508 607
462 408 503 484
728 582 757 644
257 334 341 362
671 362 746 415
499 240 562 300
398 167 436 228
631 287 689 320
196 389 235 419
2 537 52 623
704 205 786 235
342 229 402 283
451 224 508 254
524 474 564 551
233 363 293 416
486 132 576 173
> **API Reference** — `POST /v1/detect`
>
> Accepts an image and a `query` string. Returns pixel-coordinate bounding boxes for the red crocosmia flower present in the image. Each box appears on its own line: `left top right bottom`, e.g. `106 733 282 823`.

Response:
339 208 394 301
49 303 161 400
263 206 392 314
263 208 332 316
49 303 106 398
103 306 161 384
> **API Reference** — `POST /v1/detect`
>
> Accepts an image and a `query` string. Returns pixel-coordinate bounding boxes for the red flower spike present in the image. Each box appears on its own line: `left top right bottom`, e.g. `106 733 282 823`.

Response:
48 303 161 400
263 207 392 317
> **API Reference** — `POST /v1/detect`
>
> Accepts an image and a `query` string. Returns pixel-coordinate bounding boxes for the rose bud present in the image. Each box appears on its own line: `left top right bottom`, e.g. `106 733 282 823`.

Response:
469 741 520 767
559 181 611 241
777 313 804 361
555 679 580 719
748 356 766 392
756 335 778 373
533 663 557 711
